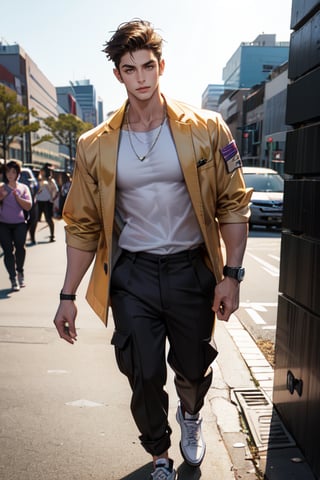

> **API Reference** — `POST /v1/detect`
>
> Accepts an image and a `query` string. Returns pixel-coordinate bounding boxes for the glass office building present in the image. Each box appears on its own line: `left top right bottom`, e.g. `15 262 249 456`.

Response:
70 80 97 126
223 34 289 89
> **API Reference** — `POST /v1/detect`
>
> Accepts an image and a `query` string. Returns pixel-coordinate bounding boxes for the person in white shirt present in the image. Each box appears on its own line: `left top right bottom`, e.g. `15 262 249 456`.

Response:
35 164 58 242
53 20 251 480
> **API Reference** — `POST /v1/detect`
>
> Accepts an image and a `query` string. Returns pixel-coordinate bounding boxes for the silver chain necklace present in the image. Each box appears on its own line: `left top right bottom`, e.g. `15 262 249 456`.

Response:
126 104 166 161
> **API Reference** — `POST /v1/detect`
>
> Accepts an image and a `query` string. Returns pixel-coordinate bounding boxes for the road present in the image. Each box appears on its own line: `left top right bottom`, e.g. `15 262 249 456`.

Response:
238 227 281 346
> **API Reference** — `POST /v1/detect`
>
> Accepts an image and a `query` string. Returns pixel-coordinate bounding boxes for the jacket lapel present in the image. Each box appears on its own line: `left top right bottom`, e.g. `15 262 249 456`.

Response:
98 130 119 237
97 103 127 237
167 104 208 244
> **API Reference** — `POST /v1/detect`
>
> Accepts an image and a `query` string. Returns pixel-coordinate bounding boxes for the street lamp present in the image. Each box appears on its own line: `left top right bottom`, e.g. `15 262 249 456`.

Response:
242 129 256 163
267 136 273 168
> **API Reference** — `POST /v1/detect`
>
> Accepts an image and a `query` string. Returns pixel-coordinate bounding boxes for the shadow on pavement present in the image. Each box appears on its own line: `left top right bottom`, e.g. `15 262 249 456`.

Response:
26 240 52 246
118 461 202 479
118 463 152 479
249 226 282 238
0 288 13 299
177 462 201 479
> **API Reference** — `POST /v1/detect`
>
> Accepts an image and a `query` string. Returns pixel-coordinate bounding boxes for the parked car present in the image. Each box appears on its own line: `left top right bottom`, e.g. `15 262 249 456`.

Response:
21 163 41 181
20 167 39 197
242 166 284 229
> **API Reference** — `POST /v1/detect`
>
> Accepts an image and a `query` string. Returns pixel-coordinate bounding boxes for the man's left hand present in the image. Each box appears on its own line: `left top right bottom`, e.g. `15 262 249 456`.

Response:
212 277 240 321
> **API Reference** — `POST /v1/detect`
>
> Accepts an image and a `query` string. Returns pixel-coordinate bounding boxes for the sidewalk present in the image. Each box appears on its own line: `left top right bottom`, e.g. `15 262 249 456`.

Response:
0 219 315 479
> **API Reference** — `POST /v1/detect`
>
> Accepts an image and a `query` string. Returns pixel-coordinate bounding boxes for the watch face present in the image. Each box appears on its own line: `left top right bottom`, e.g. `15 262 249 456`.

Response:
238 268 245 281
223 266 245 282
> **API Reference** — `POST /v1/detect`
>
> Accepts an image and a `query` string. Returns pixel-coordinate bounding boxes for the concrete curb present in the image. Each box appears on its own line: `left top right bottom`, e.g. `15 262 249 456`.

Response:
217 315 315 480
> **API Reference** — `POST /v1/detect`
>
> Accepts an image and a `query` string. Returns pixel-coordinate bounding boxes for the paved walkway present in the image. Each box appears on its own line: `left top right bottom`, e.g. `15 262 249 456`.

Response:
0 219 315 479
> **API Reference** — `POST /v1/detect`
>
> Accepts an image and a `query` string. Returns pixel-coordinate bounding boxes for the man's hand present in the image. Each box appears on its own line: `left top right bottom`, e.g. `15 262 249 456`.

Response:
53 301 78 344
52 247 95 344
212 277 240 321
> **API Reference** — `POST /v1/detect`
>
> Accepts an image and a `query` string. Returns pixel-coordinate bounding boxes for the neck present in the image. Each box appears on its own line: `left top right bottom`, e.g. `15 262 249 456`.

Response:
126 92 165 131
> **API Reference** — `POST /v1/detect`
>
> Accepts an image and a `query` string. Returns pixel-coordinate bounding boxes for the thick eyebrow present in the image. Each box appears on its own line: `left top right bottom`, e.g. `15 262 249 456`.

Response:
121 59 156 70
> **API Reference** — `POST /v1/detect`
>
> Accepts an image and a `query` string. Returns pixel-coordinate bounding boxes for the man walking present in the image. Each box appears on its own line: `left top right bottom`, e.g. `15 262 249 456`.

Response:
54 20 251 479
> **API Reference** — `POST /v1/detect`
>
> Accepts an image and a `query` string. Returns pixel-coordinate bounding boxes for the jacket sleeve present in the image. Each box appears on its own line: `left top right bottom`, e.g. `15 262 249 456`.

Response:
62 138 103 252
212 114 252 224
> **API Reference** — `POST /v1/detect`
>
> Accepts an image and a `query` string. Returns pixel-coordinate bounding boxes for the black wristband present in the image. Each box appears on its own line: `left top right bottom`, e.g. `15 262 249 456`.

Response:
60 291 76 301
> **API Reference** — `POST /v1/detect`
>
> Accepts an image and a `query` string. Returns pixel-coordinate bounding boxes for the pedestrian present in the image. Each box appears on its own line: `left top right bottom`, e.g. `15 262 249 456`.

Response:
0 162 4 182
19 167 39 245
53 20 252 480
57 172 72 218
35 164 58 242
0 160 32 291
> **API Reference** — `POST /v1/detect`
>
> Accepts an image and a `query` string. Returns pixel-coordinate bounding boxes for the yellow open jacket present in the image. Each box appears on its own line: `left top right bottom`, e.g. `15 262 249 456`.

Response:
63 97 252 325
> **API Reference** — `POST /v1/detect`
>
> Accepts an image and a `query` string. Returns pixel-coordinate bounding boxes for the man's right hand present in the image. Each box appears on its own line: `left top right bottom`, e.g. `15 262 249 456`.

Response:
53 301 78 344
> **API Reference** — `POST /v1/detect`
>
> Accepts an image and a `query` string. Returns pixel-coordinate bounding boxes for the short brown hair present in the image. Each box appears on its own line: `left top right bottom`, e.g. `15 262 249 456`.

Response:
103 19 163 69
6 160 21 175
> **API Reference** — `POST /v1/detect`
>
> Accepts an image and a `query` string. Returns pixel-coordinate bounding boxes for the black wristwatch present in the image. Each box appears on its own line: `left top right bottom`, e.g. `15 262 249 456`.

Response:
223 265 245 283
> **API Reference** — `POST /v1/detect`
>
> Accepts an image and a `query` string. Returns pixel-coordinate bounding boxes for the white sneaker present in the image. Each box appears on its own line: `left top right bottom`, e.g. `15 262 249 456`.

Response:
11 278 20 292
151 459 176 480
176 403 206 467
17 272 25 288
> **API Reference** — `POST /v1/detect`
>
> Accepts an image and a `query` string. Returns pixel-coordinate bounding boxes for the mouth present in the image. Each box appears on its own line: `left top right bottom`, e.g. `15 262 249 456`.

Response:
136 86 150 92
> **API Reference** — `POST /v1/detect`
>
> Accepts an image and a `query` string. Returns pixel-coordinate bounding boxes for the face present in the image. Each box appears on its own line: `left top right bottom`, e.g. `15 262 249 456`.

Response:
6 167 18 182
114 49 165 102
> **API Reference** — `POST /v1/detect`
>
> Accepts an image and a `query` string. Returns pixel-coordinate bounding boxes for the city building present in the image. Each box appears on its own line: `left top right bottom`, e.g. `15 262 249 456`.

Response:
222 34 289 89
0 63 22 102
241 83 265 166
0 42 61 167
0 63 23 160
201 84 225 111
70 79 97 126
261 62 290 172
1 42 103 169
218 88 251 152
56 85 83 118
97 97 104 124
201 33 290 170
218 63 291 170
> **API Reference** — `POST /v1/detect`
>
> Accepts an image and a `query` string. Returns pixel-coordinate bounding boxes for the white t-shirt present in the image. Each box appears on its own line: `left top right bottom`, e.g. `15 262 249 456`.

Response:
116 120 203 254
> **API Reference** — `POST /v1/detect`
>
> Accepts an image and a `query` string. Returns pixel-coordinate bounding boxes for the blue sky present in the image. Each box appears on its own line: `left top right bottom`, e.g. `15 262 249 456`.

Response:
1 0 292 114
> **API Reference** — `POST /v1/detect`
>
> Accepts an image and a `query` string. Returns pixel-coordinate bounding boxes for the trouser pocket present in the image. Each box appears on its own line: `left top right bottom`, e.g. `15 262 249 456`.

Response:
111 330 134 378
191 254 216 294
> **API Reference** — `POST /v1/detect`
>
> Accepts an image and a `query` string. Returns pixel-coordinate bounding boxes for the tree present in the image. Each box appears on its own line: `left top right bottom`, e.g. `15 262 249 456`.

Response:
35 114 93 170
0 85 40 163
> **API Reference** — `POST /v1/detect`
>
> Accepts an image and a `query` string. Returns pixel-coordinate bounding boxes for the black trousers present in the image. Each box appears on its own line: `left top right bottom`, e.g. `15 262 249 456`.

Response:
27 202 39 243
37 201 54 238
110 248 217 456
0 222 27 280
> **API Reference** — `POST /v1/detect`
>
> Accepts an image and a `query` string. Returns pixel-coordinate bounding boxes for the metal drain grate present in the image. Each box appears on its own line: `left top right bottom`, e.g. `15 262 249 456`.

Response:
233 388 296 452
236 388 271 407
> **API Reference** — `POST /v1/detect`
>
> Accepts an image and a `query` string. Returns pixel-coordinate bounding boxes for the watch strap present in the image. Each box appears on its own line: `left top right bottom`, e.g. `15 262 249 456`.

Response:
60 291 76 301
223 265 245 282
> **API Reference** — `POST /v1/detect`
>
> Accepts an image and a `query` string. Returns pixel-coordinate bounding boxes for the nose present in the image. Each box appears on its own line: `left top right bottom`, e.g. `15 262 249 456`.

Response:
136 68 145 83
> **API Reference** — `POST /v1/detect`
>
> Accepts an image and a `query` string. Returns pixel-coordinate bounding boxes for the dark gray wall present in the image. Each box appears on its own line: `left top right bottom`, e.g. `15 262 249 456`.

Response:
273 1 320 477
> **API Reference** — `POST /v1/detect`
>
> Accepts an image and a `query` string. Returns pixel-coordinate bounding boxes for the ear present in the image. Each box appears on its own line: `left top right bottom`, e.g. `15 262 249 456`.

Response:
113 68 123 83
159 59 165 76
